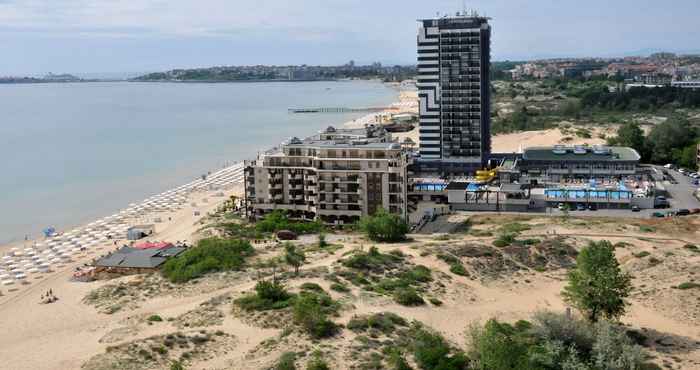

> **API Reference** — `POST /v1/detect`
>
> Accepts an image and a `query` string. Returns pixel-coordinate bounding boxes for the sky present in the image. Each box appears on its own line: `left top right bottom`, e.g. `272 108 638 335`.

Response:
1 0 699 76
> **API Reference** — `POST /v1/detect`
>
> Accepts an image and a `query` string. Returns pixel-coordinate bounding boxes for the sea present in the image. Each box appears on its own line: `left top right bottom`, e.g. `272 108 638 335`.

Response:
0 80 397 244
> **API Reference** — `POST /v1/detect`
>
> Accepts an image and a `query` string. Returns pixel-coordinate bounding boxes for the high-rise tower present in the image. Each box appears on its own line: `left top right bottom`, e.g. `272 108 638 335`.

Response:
416 13 491 175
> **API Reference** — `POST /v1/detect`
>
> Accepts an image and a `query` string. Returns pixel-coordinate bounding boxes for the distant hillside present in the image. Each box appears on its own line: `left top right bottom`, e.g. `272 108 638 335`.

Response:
132 64 416 82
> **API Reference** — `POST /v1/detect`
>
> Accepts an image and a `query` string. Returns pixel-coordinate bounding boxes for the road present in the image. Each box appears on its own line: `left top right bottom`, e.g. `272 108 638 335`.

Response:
650 165 700 210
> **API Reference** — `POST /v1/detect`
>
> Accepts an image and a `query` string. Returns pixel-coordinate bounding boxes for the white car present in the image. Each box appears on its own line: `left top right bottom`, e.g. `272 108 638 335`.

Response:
690 173 700 179
664 164 673 169
679 168 687 174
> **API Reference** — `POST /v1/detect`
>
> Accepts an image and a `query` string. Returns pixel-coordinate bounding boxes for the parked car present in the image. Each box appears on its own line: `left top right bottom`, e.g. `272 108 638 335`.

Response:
654 196 670 209
679 168 687 174
663 163 674 169
676 209 691 216
652 211 666 218
690 208 700 215
690 173 700 179
576 203 586 211
631 205 641 212
558 203 566 210
588 204 597 211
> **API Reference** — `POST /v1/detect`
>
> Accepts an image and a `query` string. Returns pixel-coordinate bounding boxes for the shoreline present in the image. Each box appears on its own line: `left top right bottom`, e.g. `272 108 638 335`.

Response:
0 83 405 253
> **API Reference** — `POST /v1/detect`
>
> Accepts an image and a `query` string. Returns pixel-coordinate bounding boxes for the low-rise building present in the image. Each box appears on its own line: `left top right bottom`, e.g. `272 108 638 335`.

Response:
505 145 640 184
244 125 411 225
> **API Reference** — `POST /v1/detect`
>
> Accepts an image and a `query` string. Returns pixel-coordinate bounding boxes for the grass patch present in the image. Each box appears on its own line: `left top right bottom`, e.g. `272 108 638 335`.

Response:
329 283 350 293
676 282 700 290
639 226 655 233
633 251 651 258
162 238 254 283
347 312 408 334
234 280 295 311
449 263 468 276
147 315 163 322
393 287 425 306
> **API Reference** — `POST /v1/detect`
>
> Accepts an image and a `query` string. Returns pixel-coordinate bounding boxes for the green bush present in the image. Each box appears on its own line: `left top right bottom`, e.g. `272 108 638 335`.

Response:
293 293 338 339
449 263 468 276
683 244 699 252
329 283 350 293
234 280 294 311
147 314 163 322
162 238 254 283
493 233 516 248
413 328 468 370
394 288 425 306
300 282 324 293
306 352 330 370
633 251 651 258
170 360 186 370
359 208 409 242
468 319 533 370
437 253 460 265
676 282 700 290
275 352 297 370
342 247 403 271
429 297 443 306
347 312 407 334
256 210 323 235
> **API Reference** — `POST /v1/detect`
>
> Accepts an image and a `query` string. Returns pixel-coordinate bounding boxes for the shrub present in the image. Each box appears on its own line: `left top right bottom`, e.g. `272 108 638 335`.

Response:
639 226 655 233
529 311 595 355
676 282 700 290
330 283 350 293
493 233 516 248
437 253 460 265
293 294 338 339
359 208 409 242
342 247 403 271
468 319 533 370
170 360 186 370
413 328 468 370
429 298 443 306
347 312 407 334
683 244 699 252
394 288 425 306
633 251 651 258
562 240 632 322
591 321 646 370
162 238 254 283
147 314 163 322
306 352 330 370
235 280 294 311
499 223 531 235
284 243 306 275
318 233 328 248
300 282 324 293
256 210 323 235
275 352 297 370
449 263 468 276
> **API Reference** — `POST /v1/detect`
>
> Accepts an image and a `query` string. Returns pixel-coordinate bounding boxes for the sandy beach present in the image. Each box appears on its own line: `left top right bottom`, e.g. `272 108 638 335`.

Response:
2 88 697 369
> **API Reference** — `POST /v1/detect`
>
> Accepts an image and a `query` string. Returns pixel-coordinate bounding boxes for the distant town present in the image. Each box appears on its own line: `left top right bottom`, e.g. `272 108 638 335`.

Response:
4 52 700 85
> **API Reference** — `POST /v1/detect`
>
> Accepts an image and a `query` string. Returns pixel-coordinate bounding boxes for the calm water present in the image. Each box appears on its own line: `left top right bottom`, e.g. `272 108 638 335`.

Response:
0 81 396 244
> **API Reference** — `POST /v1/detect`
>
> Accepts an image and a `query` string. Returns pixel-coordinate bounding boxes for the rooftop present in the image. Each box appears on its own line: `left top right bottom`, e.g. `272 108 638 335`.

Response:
522 146 640 162
95 246 185 269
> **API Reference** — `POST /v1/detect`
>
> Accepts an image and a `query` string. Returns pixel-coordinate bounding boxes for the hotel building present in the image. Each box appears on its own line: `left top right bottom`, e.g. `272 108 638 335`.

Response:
416 13 492 175
244 125 411 224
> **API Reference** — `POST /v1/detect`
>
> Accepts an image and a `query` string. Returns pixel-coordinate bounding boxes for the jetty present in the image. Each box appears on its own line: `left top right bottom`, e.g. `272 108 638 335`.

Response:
288 106 398 113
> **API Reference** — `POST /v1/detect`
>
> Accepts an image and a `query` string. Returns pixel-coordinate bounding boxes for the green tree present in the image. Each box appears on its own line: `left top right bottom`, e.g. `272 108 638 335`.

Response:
468 319 534 370
562 241 632 322
673 143 698 169
358 208 409 242
284 243 306 275
646 115 697 164
608 122 645 156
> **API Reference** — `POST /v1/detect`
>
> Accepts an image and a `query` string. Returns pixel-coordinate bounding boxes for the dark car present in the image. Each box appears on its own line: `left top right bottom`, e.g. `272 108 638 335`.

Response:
676 209 690 216
576 203 586 211
690 208 700 215
631 205 641 212
652 212 665 218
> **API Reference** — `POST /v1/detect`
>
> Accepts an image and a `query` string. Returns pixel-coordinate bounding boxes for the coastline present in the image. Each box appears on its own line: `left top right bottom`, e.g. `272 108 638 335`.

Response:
0 82 405 254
